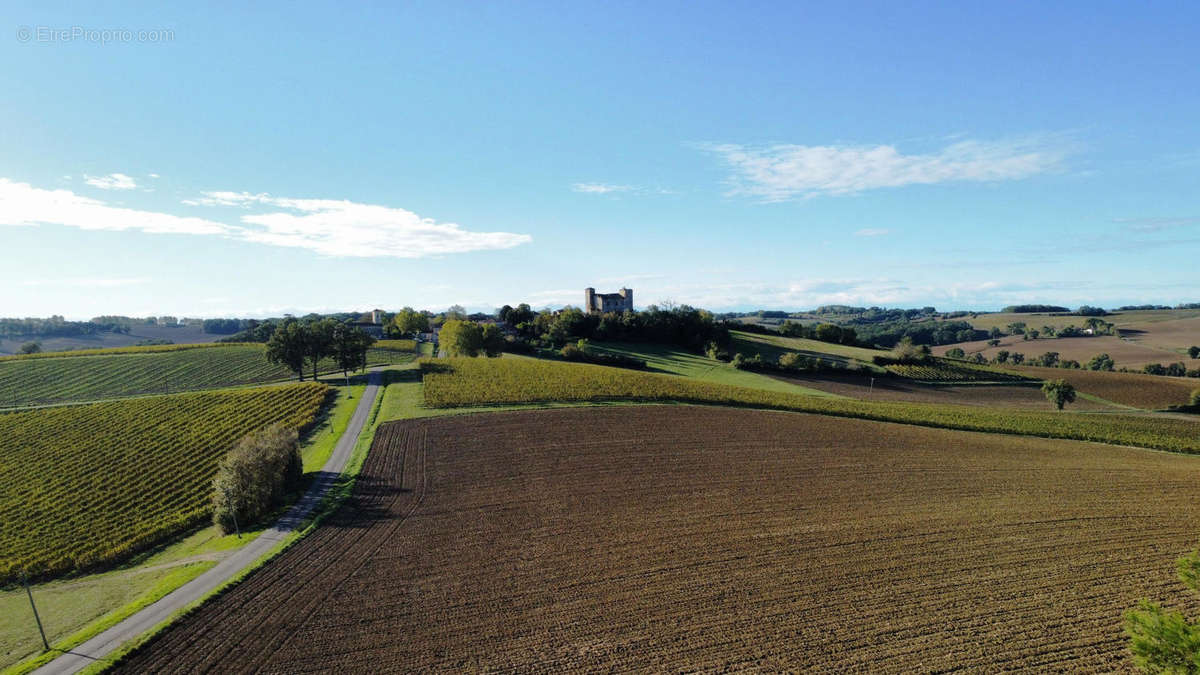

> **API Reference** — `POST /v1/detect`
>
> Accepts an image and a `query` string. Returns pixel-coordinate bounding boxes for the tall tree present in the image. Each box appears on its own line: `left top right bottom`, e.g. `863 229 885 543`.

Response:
332 323 375 383
440 319 483 356
304 318 337 381
265 319 308 381
392 307 430 337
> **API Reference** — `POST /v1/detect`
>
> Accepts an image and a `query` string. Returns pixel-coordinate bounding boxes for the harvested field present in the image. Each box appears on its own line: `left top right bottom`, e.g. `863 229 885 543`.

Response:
1120 315 1200 354
934 334 1182 370
117 407 1200 672
1004 365 1197 410
772 372 1119 410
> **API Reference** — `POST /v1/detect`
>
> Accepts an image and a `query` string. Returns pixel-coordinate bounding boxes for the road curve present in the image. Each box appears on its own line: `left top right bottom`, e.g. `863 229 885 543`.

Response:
33 368 385 675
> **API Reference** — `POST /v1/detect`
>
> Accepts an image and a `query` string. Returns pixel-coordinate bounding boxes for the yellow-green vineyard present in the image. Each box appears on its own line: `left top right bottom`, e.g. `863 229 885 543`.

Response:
421 358 1200 454
0 382 330 583
0 342 412 408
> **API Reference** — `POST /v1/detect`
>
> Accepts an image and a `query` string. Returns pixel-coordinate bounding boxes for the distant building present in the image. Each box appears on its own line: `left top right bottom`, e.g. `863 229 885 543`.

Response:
351 308 386 338
584 287 633 315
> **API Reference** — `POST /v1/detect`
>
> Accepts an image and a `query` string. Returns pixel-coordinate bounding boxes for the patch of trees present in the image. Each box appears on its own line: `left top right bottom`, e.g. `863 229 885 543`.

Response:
777 321 858 345
0 316 132 338
211 423 303 535
265 318 375 381
439 320 505 357
733 351 864 375
1002 305 1070 313
1075 305 1109 317
1116 304 1170 311
853 320 983 348
202 318 244 334
390 307 432 337
502 304 731 354
18 341 41 354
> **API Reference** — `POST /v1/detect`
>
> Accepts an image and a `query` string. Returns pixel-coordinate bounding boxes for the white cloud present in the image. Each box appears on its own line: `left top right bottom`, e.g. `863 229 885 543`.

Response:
0 179 233 236
22 277 150 288
2 179 532 259
572 182 634 194
854 228 890 237
84 173 138 190
704 136 1068 201
148 173 160 179
181 191 270 207
185 190 532 258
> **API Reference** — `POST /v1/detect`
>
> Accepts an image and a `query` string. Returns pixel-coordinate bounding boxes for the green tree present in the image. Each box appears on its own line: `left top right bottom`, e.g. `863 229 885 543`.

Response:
332 323 375 383
440 319 483 356
989 326 1003 339
1191 389 1200 408
1087 353 1115 371
1126 550 1200 673
1041 379 1076 410
211 423 303 534
987 338 1001 347
995 350 1010 364
1189 346 1200 359
945 347 966 359
18 341 41 354
392 307 430 337
1010 352 1025 365
445 304 468 321
480 323 505 357
265 319 308 381
304 318 337 381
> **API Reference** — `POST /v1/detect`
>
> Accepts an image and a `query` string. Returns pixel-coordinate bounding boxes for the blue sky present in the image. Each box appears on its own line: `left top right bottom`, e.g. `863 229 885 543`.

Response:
2 1 1198 318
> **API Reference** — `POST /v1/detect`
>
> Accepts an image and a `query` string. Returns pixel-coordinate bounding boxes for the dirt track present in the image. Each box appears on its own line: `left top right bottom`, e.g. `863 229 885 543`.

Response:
115 406 1200 672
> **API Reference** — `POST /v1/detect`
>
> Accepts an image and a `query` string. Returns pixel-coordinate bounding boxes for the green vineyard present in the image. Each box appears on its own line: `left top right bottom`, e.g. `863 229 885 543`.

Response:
0 343 413 408
885 359 1033 382
421 358 1200 455
0 382 330 583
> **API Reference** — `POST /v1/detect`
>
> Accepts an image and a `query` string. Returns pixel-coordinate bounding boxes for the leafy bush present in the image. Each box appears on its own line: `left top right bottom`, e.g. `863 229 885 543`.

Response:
212 423 304 534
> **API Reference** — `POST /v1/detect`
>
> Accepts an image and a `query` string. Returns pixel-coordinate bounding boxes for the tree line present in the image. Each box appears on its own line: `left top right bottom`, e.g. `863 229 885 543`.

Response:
265 318 376 382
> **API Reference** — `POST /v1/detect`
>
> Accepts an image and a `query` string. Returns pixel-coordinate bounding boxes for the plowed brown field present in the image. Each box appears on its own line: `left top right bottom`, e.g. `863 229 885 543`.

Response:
115 407 1200 673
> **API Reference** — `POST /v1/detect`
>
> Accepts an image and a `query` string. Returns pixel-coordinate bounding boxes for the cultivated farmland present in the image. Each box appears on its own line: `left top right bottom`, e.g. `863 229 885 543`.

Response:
0 343 411 407
0 382 329 583
772 372 1120 410
1001 365 1197 410
420 358 1200 453
114 407 1200 672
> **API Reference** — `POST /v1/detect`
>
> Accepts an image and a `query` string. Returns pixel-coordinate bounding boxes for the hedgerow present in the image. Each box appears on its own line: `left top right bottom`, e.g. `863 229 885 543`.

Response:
0 382 330 584
421 358 1200 454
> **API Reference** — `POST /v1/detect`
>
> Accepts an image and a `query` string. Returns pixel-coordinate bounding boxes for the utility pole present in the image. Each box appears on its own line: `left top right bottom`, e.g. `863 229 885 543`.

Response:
869 377 875 396
23 575 50 652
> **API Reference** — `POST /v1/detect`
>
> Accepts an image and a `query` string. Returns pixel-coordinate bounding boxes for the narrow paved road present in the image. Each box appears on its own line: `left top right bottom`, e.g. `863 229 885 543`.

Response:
34 368 385 675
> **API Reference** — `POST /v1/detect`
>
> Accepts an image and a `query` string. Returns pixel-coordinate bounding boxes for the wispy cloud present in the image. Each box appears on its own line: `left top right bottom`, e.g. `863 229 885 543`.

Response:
22 277 150 288
571 182 635 194
0 179 533 259
1 179 233 236
854 228 890 237
84 173 138 190
703 135 1069 201
1115 216 1200 232
183 190 532 258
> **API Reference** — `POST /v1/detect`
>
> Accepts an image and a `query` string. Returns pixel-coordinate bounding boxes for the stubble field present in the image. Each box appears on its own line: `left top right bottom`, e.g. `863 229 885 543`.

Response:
115 406 1200 672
